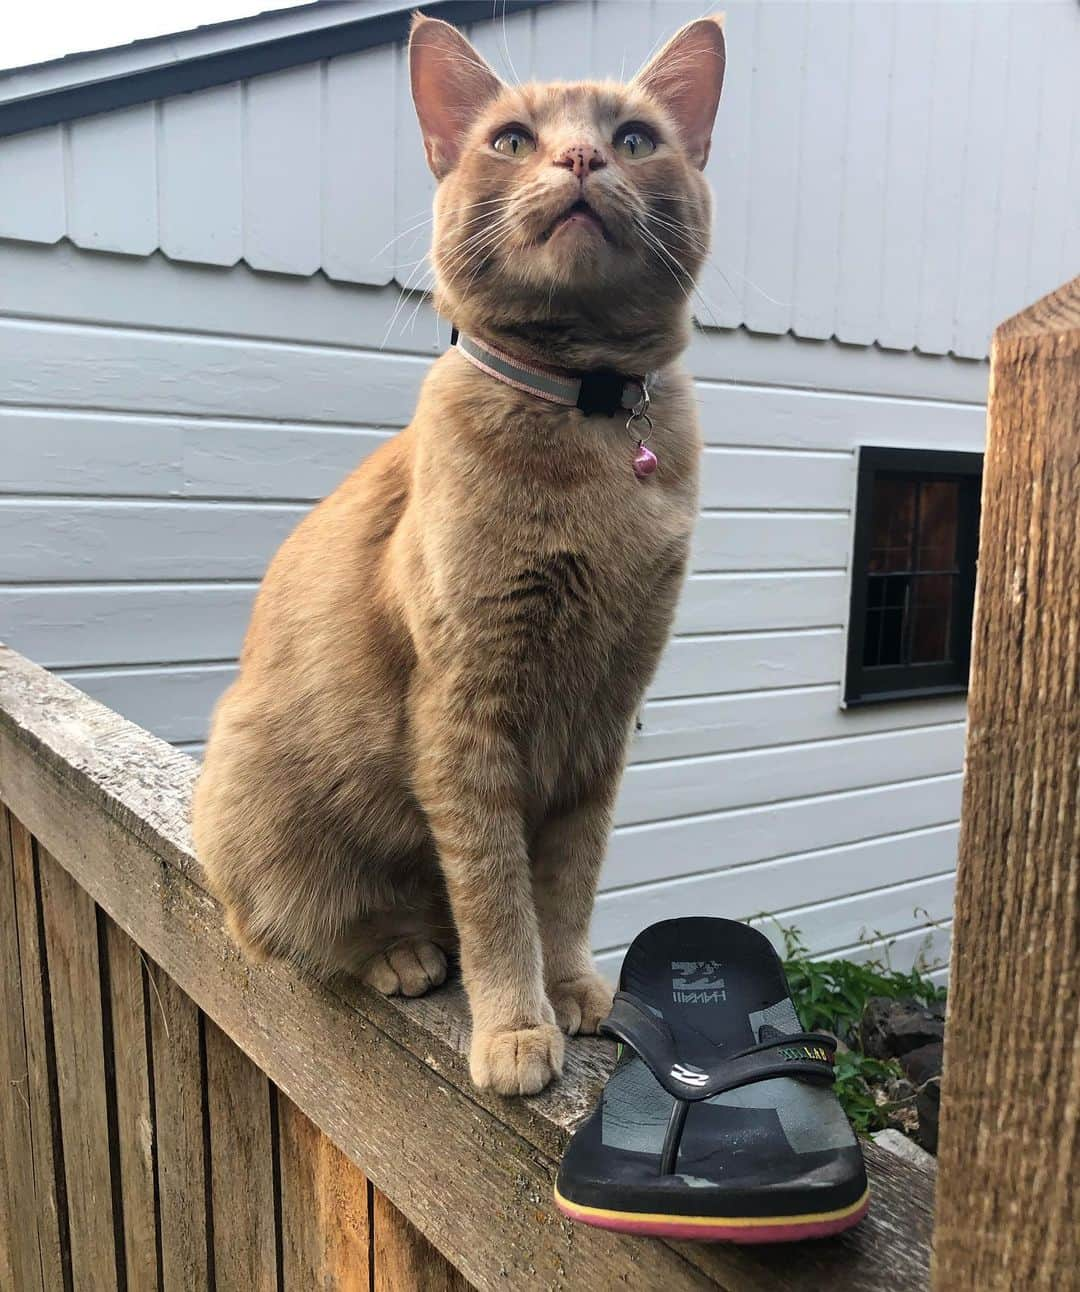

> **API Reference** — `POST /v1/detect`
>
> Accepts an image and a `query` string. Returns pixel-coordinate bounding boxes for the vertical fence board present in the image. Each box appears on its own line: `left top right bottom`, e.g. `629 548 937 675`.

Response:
0 806 43 1291
148 963 210 1292
278 1092 371 1291
205 1018 277 1291
372 1190 470 1292
8 817 69 1292
933 277 1080 1289
105 917 160 1292
38 846 119 1292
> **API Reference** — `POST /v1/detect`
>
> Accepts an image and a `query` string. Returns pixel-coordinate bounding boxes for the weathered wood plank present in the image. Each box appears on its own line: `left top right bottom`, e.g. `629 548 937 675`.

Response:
205 1017 276 1292
0 647 936 1290
278 1092 370 1292
372 1188 467 1292
0 805 43 1291
147 962 210 1292
7 815 69 1292
104 916 159 1292
933 277 1080 1289
38 844 120 1292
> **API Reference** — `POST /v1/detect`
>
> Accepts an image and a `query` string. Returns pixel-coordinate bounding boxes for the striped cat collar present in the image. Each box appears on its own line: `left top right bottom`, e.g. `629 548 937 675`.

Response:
450 327 649 418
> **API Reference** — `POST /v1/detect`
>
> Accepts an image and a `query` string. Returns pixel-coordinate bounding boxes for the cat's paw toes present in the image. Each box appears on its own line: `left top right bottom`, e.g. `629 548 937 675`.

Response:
361 939 448 998
549 973 614 1035
470 1023 564 1096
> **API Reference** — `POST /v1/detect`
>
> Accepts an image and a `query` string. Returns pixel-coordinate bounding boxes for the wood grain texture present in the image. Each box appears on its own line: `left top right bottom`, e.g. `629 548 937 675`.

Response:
104 917 160 1292
7 815 69 1292
38 844 119 1292
205 1018 277 1292
0 646 936 1290
0 806 43 1292
372 1188 467 1292
147 962 210 1292
278 1093 370 1292
933 275 1080 1290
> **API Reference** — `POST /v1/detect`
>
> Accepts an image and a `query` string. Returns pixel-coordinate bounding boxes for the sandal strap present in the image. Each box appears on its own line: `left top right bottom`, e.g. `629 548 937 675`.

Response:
600 991 838 1177
599 990 836 1103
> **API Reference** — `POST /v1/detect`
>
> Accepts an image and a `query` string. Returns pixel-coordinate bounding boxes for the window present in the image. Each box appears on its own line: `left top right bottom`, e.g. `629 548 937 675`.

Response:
845 447 982 705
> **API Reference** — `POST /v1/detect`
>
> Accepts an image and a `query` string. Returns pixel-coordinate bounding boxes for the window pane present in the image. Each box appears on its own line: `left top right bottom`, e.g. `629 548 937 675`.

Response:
916 481 959 571
910 573 954 663
863 575 909 666
869 478 916 572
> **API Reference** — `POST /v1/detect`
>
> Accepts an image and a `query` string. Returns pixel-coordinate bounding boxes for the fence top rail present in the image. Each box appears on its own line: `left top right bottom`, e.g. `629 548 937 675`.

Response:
0 641 934 1291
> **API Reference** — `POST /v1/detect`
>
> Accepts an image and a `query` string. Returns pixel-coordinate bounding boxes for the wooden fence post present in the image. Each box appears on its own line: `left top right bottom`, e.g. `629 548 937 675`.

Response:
933 275 1080 1290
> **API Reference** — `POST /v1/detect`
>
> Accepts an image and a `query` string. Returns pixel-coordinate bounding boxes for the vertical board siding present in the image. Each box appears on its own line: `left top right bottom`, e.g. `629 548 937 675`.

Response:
243 64 323 276
952 2 1012 360
741 0 804 336
1 2 1078 353
67 106 158 256
159 83 244 267
323 49 396 286
790 0 849 342
914 1 974 357
876 2 934 353
702 0 755 330
0 125 65 243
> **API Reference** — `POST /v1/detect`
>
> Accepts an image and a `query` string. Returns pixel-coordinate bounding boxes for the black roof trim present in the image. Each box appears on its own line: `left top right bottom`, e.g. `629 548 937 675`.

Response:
0 0 546 140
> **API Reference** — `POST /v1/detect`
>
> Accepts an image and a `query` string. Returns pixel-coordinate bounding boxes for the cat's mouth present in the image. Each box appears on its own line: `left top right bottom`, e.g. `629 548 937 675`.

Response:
543 199 608 243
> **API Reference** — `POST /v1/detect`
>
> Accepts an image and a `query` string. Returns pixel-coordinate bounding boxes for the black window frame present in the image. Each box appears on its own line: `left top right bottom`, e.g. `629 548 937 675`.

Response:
844 446 983 707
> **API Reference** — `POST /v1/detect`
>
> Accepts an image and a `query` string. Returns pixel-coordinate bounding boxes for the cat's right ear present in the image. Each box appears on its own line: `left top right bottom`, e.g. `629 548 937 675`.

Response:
410 15 504 179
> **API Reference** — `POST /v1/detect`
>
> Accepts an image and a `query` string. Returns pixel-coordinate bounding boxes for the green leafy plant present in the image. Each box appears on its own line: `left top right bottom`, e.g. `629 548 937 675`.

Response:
775 924 946 1134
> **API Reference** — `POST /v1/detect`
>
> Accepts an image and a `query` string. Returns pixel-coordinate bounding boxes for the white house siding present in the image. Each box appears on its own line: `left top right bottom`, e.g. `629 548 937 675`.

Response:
2 0 1075 980
2 1 1078 355
0 237 985 980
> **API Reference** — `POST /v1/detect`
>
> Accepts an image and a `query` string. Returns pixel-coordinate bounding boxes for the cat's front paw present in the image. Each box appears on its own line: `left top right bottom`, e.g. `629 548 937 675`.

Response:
360 938 448 998
548 973 614 1036
470 1022 564 1096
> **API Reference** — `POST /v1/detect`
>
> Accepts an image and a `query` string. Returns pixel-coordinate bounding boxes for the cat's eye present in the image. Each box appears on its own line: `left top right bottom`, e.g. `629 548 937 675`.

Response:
492 127 536 159
614 124 656 159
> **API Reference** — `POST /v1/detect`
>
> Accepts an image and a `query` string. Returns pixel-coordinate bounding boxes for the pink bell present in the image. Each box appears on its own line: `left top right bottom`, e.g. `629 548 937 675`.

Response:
633 444 658 478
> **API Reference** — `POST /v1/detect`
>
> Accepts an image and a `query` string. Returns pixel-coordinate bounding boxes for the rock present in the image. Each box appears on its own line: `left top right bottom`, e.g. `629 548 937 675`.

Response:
871 1128 938 1173
900 1041 943 1154
860 996 946 1060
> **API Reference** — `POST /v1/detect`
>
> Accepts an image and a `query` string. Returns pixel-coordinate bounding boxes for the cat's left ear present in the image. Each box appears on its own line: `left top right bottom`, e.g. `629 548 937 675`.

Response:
633 15 726 170
410 15 504 179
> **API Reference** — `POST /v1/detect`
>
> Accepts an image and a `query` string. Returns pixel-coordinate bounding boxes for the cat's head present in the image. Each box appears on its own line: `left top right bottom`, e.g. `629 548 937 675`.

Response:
410 13 725 370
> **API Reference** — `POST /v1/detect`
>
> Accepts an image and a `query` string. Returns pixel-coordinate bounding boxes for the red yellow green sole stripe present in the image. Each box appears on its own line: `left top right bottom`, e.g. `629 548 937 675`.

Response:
553 1184 870 1244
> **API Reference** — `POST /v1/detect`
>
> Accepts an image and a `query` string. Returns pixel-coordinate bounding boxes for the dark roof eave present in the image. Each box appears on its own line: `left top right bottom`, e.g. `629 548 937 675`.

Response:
0 0 546 140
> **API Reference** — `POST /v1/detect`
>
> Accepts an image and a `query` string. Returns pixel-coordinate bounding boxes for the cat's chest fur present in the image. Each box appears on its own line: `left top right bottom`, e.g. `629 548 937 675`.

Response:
397 356 700 747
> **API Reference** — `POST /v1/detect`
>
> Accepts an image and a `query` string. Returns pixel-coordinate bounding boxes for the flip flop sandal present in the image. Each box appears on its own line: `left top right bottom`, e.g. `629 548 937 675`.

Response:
555 917 870 1242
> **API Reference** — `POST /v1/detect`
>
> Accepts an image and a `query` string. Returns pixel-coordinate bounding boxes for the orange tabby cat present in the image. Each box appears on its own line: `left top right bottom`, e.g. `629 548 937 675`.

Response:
193 13 725 1095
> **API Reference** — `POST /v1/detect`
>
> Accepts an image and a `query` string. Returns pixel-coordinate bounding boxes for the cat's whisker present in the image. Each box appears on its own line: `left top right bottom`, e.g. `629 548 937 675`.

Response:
380 252 438 348
498 0 523 87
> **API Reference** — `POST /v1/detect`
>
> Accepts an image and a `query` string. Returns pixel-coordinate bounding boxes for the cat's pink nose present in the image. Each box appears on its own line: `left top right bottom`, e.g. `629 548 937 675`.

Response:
553 143 606 178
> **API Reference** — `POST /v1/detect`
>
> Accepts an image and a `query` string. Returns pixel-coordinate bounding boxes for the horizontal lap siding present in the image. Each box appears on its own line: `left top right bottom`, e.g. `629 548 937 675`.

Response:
0 252 985 972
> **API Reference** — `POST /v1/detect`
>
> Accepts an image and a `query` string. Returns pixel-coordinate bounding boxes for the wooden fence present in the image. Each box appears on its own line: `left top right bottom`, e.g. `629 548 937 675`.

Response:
1 274 1077 1291
0 662 931 1292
